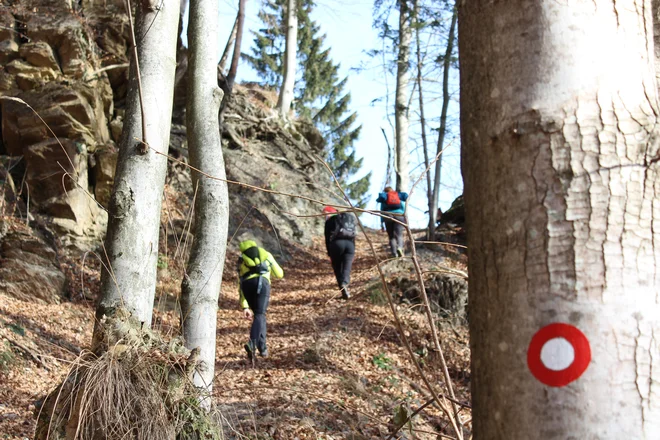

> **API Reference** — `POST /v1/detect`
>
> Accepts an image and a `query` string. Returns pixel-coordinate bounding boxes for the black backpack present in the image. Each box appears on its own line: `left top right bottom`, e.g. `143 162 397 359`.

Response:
239 246 271 280
332 212 357 240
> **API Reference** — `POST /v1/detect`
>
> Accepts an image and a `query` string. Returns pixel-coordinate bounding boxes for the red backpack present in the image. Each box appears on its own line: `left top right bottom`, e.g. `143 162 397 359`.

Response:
385 191 401 208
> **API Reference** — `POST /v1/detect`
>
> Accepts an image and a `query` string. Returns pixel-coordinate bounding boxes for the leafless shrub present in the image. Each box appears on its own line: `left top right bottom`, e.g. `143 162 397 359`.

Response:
35 308 222 440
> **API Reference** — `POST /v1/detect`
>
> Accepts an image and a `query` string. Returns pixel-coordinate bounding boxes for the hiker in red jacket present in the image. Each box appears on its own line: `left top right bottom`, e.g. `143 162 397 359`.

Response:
376 187 409 258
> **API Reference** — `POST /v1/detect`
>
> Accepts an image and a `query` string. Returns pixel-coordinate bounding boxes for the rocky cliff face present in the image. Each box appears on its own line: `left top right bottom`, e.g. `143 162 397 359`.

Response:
0 0 337 302
0 0 129 248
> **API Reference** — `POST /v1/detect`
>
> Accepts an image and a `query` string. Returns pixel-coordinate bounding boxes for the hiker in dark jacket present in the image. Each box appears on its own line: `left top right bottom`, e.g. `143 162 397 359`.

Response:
376 186 409 258
237 239 284 360
323 206 356 299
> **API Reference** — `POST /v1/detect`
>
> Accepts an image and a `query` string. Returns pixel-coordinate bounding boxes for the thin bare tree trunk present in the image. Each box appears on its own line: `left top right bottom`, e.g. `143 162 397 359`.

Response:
181 0 229 396
429 6 456 238
218 15 238 74
225 0 247 95
277 0 297 117
381 126 394 189
96 0 180 332
394 0 412 192
460 0 660 438
174 0 190 95
413 0 433 239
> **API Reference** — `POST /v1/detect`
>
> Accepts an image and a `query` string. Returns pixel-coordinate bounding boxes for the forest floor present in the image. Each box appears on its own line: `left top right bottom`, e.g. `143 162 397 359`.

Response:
0 230 471 439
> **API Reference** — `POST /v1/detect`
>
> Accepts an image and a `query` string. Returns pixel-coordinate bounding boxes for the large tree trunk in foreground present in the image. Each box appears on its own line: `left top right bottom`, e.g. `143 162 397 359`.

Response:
460 0 660 438
277 0 297 117
181 0 230 395
96 0 179 331
394 0 412 192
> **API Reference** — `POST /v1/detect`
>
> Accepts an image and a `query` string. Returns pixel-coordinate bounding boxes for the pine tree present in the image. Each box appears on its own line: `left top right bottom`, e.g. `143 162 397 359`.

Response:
244 1 281 85
246 0 370 206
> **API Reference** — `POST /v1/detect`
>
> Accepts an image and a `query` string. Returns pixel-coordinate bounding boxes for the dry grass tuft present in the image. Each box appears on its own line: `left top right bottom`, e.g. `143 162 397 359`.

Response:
34 308 222 440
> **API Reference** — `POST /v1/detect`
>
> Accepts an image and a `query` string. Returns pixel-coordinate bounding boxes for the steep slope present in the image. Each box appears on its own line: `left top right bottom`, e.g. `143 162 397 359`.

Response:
0 230 471 439
0 0 339 303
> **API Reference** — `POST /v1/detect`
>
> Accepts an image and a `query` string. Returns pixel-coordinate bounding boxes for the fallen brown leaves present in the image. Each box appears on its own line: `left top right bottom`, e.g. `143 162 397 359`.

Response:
0 229 471 439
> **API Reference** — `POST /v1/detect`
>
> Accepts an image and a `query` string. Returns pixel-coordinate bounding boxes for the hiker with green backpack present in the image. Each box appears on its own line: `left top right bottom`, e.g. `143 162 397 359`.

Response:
237 239 284 360
323 206 357 299
376 186 409 258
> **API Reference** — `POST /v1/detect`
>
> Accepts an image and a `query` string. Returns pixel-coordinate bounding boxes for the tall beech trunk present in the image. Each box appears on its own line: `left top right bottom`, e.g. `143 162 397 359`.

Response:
460 0 660 438
96 0 179 331
277 0 297 117
394 0 412 192
181 0 229 394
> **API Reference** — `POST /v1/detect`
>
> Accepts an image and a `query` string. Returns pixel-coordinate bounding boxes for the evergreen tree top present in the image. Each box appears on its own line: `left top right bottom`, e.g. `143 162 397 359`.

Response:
247 0 370 207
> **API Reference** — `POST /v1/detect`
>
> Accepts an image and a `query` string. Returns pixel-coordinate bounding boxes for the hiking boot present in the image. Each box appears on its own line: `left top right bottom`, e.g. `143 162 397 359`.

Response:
259 348 269 358
340 285 351 300
396 248 404 258
244 342 255 360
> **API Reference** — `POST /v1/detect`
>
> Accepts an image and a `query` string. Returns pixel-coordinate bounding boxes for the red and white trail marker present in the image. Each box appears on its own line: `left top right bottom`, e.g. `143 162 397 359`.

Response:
527 323 591 387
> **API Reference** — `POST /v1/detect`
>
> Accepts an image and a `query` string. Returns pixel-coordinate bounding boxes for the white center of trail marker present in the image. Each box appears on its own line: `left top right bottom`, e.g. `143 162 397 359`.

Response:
527 323 591 387
540 337 575 371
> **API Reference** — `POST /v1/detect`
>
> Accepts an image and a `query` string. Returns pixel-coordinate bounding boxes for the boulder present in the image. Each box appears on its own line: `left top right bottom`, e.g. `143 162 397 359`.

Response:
439 195 465 226
0 39 19 65
93 146 117 208
5 59 59 91
23 13 92 78
1 82 110 156
0 10 15 41
391 273 468 325
23 138 108 246
0 227 66 303
24 138 82 202
0 1 118 251
19 41 60 71
109 116 123 144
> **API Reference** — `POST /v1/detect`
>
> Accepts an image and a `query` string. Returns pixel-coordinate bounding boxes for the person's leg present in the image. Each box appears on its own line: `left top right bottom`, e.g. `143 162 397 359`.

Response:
249 280 271 355
393 218 405 256
384 217 397 257
338 240 355 287
241 277 260 358
328 241 343 288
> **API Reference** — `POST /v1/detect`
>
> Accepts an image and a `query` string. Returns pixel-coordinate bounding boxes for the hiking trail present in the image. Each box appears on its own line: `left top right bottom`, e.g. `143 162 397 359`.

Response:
0 230 471 439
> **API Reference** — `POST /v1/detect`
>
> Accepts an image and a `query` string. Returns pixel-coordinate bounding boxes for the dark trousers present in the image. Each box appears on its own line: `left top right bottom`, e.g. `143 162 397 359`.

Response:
384 214 405 257
240 276 271 353
327 239 355 288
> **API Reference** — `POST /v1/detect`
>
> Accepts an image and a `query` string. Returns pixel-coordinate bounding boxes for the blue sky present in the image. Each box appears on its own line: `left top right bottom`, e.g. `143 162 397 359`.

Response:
214 0 463 228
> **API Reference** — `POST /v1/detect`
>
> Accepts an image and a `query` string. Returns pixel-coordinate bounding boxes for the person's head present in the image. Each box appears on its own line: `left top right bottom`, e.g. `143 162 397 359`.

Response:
322 205 337 221
239 239 258 252
384 186 394 193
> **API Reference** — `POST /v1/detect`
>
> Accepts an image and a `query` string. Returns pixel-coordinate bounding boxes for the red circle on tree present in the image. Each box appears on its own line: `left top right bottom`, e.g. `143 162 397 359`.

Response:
527 323 591 387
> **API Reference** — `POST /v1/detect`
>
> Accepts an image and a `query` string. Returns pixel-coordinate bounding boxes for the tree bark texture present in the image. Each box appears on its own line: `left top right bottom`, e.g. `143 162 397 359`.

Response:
394 0 412 192
460 1 660 438
278 0 297 117
181 0 229 394
96 0 180 328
